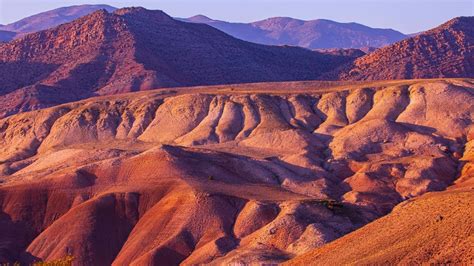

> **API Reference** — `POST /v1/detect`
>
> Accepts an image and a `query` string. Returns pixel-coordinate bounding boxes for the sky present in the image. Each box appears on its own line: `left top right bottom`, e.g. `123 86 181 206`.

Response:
0 0 473 34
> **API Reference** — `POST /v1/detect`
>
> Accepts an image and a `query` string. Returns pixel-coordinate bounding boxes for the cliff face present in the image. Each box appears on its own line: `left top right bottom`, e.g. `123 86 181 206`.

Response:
0 7 351 119
332 17 474 80
0 79 473 264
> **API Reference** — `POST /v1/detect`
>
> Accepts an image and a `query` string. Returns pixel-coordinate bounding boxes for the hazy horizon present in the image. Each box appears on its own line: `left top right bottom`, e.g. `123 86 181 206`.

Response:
0 0 473 34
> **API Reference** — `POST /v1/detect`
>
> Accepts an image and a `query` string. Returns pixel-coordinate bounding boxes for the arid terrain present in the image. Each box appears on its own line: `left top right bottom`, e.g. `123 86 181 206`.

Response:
332 17 474 80
0 4 473 265
0 78 472 264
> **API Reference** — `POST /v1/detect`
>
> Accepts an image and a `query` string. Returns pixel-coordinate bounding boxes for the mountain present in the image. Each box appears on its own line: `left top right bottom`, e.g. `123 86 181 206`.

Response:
0 4 117 34
182 15 408 49
332 17 474 80
0 7 352 118
0 31 16 42
0 6 407 49
0 78 472 264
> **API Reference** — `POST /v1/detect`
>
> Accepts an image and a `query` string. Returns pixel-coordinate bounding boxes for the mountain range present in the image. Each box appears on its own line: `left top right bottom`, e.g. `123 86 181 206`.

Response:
0 4 407 50
182 15 407 49
0 7 352 118
0 7 472 118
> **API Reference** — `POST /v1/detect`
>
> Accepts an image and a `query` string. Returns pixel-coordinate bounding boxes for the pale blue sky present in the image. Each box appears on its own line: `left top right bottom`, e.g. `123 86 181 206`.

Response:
0 0 473 33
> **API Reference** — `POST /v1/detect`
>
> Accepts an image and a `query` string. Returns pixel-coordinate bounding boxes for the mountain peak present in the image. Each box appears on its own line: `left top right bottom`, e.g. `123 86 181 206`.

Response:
437 16 474 31
114 6 148 15
0 4 117 34
88 8 112 17
187 14 215 23
254 16 305 27
261 16 304 22
54 4 116 14
114 7 174 22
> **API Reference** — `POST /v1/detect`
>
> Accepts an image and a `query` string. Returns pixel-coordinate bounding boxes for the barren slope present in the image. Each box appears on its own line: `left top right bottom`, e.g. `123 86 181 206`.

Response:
286 189 473 265
332 16 474 80
0 79 473 264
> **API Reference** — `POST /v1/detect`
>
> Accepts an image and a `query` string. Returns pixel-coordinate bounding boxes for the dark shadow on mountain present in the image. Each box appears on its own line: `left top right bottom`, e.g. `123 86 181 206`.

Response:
0 84 94 118
0 62 59 96
0 211 36 264
55 53 115 93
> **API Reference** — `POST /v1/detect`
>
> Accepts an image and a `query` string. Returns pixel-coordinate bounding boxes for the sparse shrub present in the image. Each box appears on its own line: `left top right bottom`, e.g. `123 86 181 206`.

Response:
33 255 75 266
301 198 343 210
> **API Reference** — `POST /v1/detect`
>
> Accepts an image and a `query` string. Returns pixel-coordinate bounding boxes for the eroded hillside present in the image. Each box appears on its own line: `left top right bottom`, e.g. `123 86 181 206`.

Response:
0 79 473 264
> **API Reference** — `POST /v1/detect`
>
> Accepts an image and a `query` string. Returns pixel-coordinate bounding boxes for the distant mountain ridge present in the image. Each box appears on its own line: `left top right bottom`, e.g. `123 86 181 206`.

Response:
0 4 116 41
182 15 408 49
0 5 408 49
